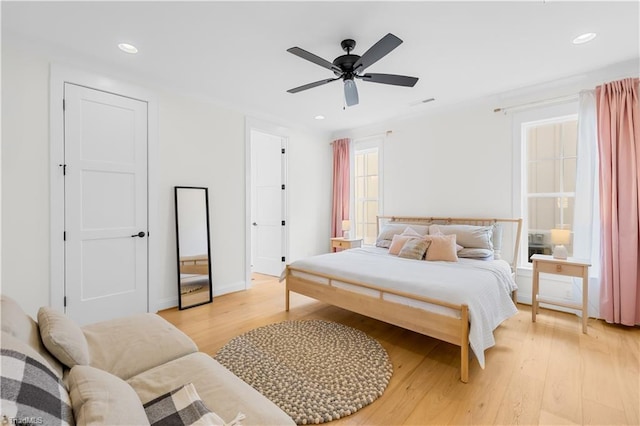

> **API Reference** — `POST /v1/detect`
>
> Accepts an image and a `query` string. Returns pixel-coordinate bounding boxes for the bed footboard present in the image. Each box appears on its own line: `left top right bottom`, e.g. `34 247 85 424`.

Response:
285 265 471 383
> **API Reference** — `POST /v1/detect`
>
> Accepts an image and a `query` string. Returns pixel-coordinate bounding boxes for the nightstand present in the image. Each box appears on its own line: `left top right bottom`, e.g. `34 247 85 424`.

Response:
531 254 591 333
331 237 363 251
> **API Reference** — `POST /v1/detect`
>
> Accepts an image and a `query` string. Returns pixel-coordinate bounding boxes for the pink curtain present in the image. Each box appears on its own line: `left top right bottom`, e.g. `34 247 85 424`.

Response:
597 78 640 326
331 139 350 238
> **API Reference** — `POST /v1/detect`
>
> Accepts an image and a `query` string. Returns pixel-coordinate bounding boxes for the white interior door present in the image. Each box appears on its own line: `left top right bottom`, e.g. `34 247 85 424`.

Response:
251 130 285 277
64 83 148 325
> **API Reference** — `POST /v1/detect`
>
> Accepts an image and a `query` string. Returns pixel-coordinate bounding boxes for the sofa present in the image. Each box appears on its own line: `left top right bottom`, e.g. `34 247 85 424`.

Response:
0 295 295 425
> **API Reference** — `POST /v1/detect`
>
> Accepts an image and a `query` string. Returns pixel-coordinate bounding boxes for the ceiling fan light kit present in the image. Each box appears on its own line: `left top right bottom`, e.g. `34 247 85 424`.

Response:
287 33 419 107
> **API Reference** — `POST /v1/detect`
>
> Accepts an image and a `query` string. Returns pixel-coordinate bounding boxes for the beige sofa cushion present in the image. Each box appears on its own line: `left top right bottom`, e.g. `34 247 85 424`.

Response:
128 352 295 426
83 313 198 380
38 307 90 368
1 296 63 378
68 365 150 425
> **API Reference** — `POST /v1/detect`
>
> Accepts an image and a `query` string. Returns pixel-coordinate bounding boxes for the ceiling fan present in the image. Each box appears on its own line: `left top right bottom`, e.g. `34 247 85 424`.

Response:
286 33 419 107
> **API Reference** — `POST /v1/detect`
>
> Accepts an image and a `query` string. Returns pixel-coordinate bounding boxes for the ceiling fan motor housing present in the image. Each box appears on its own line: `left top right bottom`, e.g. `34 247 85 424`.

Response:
333 54 361 77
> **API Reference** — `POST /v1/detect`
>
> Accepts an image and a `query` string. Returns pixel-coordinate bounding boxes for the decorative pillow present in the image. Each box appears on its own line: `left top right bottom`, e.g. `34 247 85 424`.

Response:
388 235 417 255
68 365 150 425
144 383 242 426
1 349 73 426
398 238 431 260
424 234 459 262
457 248 494 260
375 223 429 248
429 224 494 250
401 226 423 237
38 307 90 368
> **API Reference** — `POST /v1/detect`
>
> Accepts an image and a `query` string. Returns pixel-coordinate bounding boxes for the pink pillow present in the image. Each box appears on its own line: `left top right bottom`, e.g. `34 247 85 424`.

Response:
389 235 417 255
432 229 463 251
424 234 459 262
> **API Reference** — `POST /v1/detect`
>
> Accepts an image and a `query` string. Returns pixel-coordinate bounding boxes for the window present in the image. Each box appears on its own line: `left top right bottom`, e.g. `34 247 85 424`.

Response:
352 138 383 245
523 115 578 262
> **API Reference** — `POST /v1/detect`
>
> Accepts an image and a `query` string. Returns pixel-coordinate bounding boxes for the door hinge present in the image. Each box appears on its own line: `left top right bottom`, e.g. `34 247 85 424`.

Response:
63 231 66 241
281 220 286 226
281 184 285 190
281 256 286 262
63 296 67 307
281 148 285 154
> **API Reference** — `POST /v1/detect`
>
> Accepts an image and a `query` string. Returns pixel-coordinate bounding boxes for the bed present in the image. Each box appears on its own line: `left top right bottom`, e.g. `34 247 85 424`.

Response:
284 216 522 383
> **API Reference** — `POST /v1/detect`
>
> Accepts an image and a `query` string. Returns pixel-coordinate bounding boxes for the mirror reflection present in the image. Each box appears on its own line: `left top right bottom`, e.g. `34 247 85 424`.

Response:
175 186 212 309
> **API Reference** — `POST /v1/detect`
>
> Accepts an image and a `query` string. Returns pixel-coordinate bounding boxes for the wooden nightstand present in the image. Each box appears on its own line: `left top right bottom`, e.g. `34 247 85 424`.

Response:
531 254 591 333
331 237 363 251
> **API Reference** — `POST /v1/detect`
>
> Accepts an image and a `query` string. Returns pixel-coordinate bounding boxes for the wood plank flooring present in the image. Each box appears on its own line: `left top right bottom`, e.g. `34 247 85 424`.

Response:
159 274 640 425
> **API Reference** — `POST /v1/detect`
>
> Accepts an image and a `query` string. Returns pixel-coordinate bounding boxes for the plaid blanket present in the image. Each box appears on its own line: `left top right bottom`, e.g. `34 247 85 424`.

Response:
1 349 73 426
143 383 244 426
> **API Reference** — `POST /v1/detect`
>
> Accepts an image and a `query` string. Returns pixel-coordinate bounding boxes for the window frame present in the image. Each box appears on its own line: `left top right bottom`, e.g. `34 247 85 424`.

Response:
351 136 384 245
512 101 578 269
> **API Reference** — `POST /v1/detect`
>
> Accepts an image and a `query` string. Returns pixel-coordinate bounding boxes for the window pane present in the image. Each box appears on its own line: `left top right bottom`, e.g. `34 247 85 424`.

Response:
355 154 364 176
366 151 378 176
563 158 577 192
356 222 363 240
528 160 557 193
355 201 363 224
365 201 378 223
356 177 365 198
528 197 555 231
367 176 378 198
365 224 377 245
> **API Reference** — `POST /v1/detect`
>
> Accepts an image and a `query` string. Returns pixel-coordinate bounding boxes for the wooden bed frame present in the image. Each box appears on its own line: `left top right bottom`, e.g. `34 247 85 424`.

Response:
285 216 522 383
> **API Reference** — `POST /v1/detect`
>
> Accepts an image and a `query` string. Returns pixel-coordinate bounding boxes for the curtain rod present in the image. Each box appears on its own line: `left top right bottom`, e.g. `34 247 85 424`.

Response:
330 130 392 144
493 93 579 113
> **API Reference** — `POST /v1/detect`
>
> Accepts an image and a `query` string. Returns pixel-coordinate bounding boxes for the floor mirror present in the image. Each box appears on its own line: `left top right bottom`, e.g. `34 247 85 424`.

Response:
174 186 213 309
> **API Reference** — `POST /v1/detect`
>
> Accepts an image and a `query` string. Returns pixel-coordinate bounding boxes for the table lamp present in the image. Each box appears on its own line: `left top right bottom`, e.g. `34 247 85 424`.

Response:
551 228 570 259
341 220 351 239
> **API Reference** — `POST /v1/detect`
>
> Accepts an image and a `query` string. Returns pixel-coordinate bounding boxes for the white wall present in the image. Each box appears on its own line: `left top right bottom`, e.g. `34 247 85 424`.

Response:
1 41 331 316
1 45 51 317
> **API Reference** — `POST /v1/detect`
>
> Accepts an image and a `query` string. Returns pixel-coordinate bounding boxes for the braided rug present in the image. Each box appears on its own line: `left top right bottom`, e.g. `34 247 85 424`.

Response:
214 319 393 425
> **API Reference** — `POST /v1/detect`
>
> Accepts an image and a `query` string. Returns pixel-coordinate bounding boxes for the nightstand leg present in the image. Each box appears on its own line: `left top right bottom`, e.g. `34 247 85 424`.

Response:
532 268 538 323
582 273 588 334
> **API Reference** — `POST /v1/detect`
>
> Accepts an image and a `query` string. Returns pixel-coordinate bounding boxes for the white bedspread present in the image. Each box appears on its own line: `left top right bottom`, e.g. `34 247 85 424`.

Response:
287 247 518 368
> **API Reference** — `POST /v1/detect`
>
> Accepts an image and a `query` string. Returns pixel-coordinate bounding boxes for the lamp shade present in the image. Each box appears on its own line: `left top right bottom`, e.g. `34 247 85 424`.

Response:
341 220 351 231
550 229 571 245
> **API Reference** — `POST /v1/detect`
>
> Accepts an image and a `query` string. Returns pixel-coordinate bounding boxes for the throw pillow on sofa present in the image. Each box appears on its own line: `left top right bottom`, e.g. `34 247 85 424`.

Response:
1 348 73 426
143 383 245 426
68 365 150 425
38 307 90 368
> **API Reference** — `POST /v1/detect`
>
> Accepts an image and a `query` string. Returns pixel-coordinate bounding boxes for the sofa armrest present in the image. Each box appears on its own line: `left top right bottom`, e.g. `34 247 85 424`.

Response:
82 313 197 380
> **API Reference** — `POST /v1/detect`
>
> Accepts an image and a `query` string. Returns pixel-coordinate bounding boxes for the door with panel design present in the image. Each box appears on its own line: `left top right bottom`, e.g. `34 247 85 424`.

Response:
64 83 148 325
250 130 285 277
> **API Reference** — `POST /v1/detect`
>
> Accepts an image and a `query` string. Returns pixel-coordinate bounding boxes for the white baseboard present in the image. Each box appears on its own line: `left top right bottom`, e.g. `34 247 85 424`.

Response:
152 281 248 312
214 281 247 297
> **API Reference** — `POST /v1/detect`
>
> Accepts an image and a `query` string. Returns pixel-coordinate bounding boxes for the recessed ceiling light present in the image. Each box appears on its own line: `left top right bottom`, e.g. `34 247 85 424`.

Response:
314 115 325 120
572 33 597 45
118 43 138 54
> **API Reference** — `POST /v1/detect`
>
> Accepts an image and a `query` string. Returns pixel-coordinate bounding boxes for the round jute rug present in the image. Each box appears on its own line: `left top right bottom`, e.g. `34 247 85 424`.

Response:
214 319 393 425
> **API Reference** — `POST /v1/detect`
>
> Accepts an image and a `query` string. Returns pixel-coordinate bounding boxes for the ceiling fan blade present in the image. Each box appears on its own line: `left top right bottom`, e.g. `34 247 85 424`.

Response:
358 73 419 87
344 79 359 106
287 47 342 73
287 78 339 94
353 33 403 73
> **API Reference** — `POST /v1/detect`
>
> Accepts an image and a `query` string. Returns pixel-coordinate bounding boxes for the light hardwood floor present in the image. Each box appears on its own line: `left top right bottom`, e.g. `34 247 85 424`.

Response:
159 274 639 425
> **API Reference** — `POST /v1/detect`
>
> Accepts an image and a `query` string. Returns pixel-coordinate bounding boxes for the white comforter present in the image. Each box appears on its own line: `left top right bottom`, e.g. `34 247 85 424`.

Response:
288 247 518 368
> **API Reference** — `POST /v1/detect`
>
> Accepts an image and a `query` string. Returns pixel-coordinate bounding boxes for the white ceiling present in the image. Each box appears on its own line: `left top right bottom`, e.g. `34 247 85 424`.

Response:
2 1 639 133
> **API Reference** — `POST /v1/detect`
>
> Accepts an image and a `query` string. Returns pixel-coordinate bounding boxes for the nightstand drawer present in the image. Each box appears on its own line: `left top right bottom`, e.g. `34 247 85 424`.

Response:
536 261 584 277
332 240 349 249
330 238 363 250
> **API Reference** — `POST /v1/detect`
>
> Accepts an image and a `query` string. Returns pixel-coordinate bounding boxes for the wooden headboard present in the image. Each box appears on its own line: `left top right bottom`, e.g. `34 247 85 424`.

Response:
377 216 523 271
